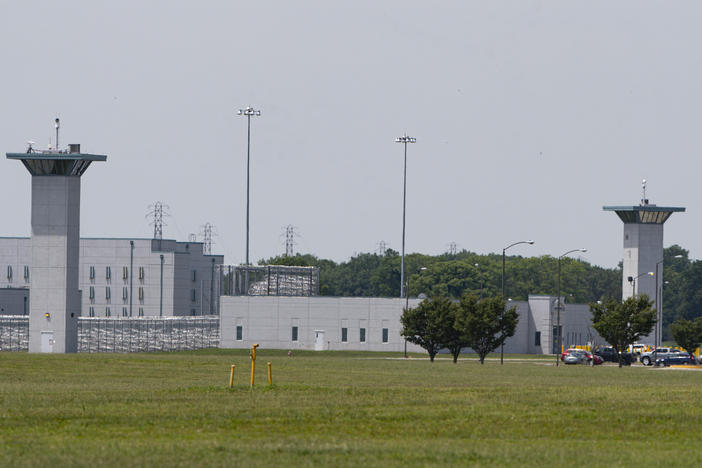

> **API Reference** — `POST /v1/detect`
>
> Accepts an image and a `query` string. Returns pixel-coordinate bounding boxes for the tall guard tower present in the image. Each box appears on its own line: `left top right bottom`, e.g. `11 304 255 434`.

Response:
603 180 684 346
6 120 106 353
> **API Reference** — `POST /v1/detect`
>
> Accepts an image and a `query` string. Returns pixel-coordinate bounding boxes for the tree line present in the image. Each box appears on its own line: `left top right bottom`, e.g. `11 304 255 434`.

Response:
262 244 702 341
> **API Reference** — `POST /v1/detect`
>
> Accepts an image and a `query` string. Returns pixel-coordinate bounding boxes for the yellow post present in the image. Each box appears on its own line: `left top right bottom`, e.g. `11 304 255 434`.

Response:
229 365 236 388
267 362 272 385
250 343 259 387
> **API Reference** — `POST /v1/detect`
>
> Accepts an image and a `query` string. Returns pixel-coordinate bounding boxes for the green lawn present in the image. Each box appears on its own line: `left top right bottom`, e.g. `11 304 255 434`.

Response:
1 349 701 467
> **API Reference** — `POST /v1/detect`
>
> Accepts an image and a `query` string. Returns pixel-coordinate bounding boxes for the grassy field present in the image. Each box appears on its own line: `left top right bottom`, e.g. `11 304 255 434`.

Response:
1 349 701 467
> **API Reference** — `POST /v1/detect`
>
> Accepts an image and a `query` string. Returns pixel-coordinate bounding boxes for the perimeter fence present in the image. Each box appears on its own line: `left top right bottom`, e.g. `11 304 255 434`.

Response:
0 316 29 351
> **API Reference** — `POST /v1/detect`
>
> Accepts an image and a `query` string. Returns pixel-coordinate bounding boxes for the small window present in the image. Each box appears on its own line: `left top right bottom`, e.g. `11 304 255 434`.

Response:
89 306 95 318
122 287 128 300
89 286 95 299
236 325 243 341
191 308 197 316
89 266 95 280
105 307 111 317
535 331 541 347
192 270 197 282
341 327 348 342
292 326 298 342
360 328 366 343
122 307 128 317
382 328 389 344
106 266 111 280
138 287 144 301
191 289 197 302
7 265 12 281
138 307 144 317
105 287 111 300
139 266 145 280
23 266 29 280
122 266 129 280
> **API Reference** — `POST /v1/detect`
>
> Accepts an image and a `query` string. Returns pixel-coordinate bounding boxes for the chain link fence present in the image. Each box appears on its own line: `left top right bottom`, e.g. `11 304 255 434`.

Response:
0 316 219 353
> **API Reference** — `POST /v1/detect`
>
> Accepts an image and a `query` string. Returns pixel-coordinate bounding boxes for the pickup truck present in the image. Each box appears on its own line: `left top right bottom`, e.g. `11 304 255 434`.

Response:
640 347 673 366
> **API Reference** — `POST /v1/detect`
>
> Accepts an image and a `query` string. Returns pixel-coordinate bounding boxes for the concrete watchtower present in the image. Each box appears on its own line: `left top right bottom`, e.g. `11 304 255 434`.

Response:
6 121 106 353
603 181 684 346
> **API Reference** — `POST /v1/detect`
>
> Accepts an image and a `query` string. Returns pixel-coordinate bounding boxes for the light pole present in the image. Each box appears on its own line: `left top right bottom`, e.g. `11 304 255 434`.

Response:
556 248 587 367
396 134 416 298
474 263 484 299
501 240 534 364
627 271 654 297
404 266 427 358
654 255 682 347
238 106 261 265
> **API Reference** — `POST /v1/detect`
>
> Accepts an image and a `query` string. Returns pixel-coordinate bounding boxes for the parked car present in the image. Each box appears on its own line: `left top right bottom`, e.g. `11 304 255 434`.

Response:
563 350 589 365
655 351 696 367
592 346 634 365
640 347 673 366
561 348 602 364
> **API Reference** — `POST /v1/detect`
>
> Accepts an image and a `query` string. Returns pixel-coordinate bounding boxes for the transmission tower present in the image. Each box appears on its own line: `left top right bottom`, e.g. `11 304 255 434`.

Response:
188 233 197 242
146 202 169 239
201 223 216 255
448 242 458 256
377 240 388 255
282 225 298 257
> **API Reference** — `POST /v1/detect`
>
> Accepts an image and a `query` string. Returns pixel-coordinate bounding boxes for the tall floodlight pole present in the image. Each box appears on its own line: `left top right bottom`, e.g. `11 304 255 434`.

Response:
654 255 682 347
396 134 416 298
501 240 534 364
238 106 261 265
556 248 587 367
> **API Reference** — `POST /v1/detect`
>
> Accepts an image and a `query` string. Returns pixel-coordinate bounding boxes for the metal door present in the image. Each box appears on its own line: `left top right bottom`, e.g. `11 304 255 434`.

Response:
41 331 54 353
314 330 325 351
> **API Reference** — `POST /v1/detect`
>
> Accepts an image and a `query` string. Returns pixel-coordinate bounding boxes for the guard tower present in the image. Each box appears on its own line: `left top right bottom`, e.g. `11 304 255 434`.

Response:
603 180 684 346
6 120 106 353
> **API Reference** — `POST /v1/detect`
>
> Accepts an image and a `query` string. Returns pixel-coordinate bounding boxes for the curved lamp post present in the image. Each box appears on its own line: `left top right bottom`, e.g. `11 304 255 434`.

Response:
501 240 534 364
556 248 587 367
627 271 654 297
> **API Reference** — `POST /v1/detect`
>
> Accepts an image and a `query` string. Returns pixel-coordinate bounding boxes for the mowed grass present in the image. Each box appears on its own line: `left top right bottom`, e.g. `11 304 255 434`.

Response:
1 350 701 467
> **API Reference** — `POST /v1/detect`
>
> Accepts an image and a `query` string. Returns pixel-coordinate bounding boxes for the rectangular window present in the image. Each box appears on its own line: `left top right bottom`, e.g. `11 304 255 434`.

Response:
138 307 144 317
89 266 95 280
106 266 111 280
89 286 95 299
360 328 366 343
292 326 298 342
341 327 348 342
192 270 197 282
191 289 197 302
105 307 111 317
122 307 128 317
138 287 144 301
139 266 145 280
236 325 243 341
23 265 29 280
535 331 541 347
382 328 389 343
105 287 111 300
122 287 128 300
89 306 95 318
123 266 129 280
7 265 12 281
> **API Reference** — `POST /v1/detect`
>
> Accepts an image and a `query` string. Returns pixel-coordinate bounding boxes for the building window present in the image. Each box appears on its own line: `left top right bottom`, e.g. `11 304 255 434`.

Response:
122 307 128 317
138 307 144 317
192 270 197 282
138 287 144 301
139 266 145 280
382 328 389 343
292 326 298 342
236 326 243 341
7 265 12 281
106 266 111 280
89 306 95 318
105 287 111 300
341 327 348 342
360 328 366 343
122 287 128 300
89 266 95 280
89 286 95 300
191 289 197 302
105 307 111 317
122 266 129 280
535 331 541 347
23 266 29 281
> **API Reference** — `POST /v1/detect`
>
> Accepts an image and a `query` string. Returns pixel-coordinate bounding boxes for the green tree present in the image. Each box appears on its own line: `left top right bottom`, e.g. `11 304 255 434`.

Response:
670 317 702 357
590 296 656 367
400 296 457 362
455 295 518 364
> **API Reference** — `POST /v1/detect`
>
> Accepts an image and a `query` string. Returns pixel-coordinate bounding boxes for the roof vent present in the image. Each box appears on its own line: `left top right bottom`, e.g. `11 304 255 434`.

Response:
69 144 80 154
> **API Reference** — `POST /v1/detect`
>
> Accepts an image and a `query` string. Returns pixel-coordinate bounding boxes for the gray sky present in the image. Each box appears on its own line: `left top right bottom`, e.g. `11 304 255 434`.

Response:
1 1 700 268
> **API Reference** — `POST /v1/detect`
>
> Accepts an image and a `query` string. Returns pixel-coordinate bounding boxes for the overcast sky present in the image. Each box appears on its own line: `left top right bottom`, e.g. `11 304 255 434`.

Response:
1 1 700 268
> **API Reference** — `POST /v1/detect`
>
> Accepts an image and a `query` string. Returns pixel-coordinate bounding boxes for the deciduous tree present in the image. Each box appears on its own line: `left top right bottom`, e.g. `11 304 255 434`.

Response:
455 295 518 364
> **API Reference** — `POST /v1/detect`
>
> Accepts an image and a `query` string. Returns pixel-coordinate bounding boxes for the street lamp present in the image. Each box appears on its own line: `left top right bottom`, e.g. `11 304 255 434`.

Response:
627 271 654 297
238 106 261 265
654 255 682 347
474 263 484 299
501 239 534 364
556 248 587 367
404 266 427 357
396 134 416 298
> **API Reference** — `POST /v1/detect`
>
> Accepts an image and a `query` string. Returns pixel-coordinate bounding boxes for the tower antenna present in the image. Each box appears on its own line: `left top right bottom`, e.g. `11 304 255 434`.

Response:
55 118 60 151
641 179 648 205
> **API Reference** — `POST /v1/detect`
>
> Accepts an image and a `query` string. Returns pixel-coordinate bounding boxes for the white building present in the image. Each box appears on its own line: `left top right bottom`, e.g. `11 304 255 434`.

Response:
0 237 223 317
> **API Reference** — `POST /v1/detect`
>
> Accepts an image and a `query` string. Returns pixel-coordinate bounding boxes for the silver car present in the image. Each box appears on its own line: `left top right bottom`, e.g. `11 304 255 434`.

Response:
563 350 589 365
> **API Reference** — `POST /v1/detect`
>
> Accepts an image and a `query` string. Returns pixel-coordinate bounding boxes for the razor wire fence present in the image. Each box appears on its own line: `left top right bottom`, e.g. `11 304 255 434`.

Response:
0 316 29 351
0 315 219 353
